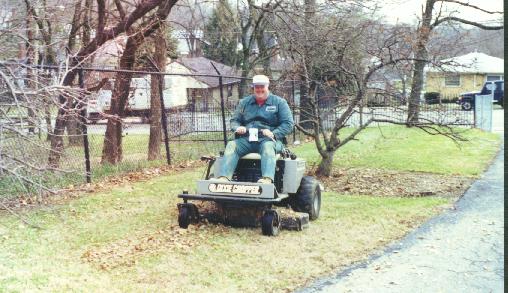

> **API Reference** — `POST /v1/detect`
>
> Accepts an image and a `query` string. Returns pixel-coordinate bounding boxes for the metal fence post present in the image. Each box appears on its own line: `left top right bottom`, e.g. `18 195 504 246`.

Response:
78 69 91 183
210 62 228 148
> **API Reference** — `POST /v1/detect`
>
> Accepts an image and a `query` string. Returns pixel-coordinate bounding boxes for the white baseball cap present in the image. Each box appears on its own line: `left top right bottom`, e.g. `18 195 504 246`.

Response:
251 75 270 86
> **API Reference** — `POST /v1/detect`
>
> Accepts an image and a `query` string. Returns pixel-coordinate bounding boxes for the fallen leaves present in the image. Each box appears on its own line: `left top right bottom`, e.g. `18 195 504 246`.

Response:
320 168 473 198
1 159 207 212
82 221 230 271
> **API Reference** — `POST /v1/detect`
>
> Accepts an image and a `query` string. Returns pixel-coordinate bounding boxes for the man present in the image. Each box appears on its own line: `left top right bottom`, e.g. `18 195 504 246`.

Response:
216 74 294 184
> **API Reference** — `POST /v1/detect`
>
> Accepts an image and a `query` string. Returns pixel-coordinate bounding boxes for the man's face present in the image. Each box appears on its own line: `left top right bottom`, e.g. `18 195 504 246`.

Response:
253 84 269 99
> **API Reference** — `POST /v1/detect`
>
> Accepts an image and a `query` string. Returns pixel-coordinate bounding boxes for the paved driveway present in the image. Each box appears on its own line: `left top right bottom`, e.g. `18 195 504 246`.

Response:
298 123 504 292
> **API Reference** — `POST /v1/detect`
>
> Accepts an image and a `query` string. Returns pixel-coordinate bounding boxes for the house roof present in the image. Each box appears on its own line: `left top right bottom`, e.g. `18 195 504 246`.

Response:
426 52 504 74
173 57 241 87
92 35 126 67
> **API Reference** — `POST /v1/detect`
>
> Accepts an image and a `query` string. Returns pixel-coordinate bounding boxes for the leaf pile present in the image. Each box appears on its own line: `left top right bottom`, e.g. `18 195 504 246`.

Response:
320 168 473 198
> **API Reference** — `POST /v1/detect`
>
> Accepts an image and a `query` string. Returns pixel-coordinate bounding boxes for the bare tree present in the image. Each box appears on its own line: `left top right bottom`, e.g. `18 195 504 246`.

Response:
406 0 503 125
168 0 211 57
275 1 468 176
236 0 282 98
0 61 82 198
203 0 241 67
101 0 178 164
22 0 60 140
47 0 179 168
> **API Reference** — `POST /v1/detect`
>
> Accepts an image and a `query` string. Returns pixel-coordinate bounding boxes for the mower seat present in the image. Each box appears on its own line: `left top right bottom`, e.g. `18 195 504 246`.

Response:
241 153 282 160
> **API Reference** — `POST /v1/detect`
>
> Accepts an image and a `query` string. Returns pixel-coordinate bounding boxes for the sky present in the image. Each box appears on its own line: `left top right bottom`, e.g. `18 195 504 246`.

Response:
377 0 504 25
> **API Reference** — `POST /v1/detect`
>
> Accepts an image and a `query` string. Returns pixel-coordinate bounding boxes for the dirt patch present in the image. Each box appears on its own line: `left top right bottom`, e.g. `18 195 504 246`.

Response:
320 168 474 198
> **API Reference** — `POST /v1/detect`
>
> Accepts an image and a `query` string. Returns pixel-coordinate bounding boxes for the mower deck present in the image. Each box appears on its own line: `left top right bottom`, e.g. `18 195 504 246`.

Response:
178 192 287 204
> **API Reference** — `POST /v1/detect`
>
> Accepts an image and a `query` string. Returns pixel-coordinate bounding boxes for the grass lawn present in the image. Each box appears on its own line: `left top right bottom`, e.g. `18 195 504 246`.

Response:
293 126 500 176
0 170 450 292
0 126 501 292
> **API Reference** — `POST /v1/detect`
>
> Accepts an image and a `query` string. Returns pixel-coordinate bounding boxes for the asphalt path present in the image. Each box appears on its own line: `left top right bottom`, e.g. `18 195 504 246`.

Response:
298 113 504 293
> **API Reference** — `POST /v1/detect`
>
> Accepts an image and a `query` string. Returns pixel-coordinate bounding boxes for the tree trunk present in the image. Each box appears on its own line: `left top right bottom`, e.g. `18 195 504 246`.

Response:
316 151 334 177
66 109 82 146
44 104 52 141
101 37 137 164
407 0 434 126
82 0 92 45
25 11 36 134
256 31 272 78
238 46 251 99
299 0 316 131
48 72 75 166
407 55 426 125
65 0 83 146
148 74 163 160
148 27 166 161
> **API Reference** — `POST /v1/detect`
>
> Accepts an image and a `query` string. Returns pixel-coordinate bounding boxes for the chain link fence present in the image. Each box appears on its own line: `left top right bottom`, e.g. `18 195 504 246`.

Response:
0 63 474 200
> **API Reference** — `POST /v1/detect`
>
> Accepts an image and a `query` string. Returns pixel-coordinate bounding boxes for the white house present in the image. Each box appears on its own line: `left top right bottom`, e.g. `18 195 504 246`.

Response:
164 57 241 110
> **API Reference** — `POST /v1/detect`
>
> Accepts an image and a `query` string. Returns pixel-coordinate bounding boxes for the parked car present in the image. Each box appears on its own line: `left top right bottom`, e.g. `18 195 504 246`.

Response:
457 80 504 111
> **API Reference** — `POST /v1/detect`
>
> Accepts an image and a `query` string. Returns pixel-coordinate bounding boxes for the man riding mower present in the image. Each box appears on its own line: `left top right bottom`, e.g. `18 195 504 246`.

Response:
176 75 322 236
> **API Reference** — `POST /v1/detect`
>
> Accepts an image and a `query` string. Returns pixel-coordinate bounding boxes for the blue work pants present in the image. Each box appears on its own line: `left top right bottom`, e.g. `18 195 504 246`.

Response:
218 137 280 180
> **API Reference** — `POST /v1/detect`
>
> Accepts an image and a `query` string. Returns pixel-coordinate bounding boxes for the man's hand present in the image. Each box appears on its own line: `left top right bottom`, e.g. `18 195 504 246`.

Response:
235 126 247 134
262 129 274 139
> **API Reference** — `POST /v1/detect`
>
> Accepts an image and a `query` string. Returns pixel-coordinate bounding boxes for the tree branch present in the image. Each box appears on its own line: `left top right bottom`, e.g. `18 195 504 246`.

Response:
437 0 503 15
114 0 126 19
432 16 503 30
337 119 374 149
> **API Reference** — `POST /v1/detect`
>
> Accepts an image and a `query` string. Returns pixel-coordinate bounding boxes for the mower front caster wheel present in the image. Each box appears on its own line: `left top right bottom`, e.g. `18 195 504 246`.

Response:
177 203 199 229
178 206 191 228
261 210 280 236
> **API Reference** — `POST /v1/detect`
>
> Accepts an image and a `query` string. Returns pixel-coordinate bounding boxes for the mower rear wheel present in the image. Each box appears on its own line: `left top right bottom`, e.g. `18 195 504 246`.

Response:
291 176 321 220
178 206 191 229
261 210 280 236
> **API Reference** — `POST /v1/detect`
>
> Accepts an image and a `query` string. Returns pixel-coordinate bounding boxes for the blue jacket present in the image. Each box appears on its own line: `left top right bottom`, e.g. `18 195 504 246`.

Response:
230 93 294 141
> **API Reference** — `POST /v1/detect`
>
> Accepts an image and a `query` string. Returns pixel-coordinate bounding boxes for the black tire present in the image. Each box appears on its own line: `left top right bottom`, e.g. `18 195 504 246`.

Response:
261 210 280 236
178 206 191 229
461 101 473 111
291 176 321 220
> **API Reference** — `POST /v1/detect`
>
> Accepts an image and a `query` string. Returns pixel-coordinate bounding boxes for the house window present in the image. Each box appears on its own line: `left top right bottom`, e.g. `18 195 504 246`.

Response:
486 75 503 81
444 74 460 87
